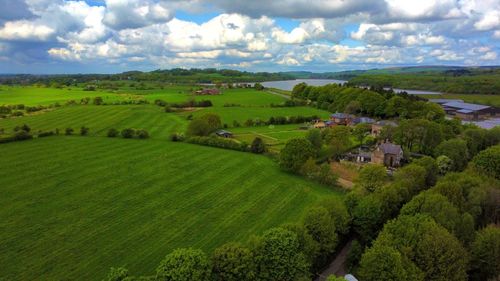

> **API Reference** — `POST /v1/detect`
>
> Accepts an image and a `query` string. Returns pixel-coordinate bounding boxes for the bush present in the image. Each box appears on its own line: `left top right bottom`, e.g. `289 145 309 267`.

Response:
14 124 31 132
80 126 89 136
107 128 119 138
136 129 149 139
156 248 211 281
93 97 103 105
38 131 55 138
170 133 185 142
121 128 135 138
13 130 33 141
65 128 74 135
250 137 266 154
186 136 249 152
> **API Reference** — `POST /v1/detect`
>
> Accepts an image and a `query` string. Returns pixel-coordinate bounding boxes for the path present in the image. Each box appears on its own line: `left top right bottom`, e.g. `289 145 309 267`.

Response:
315 239 354 281
266 90 291 99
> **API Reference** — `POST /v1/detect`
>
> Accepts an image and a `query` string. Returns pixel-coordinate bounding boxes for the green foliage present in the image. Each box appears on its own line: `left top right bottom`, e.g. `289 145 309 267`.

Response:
186 136 249 152
436 155 453 175
306 129 322 151
80 126 89 136
121 128 136 138
186 113 222 136
395 119 443 154
346 240 363 271
250 137 266 154
352 195 385 242
472 145 500 179
107 128 119 137
470 225 500 281
253 227 309 281
279 138 316 173
93 96 103 105
303 207 338 265
355 164 387 192
322 126 352 160
156 248 210 281
65 127 74 135
105 267 129 281
412 156 438 186
136 129 149 139
318 197 351 236
300 159 339 187
434 138 469 171
211 242 255 281
352 123 371 145
358 245 416 281
393 164 427 194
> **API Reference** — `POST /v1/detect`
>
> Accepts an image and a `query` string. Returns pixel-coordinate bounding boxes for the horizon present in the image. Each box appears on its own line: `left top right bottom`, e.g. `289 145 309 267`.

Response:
1 1 499 73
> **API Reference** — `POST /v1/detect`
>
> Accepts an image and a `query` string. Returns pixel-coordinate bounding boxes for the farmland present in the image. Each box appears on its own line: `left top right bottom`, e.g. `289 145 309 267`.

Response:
0 85 341 280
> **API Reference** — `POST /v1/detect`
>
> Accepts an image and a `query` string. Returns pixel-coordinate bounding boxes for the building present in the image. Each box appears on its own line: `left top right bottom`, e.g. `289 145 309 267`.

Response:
215 130 233 138
351 117 375 126
194 88 221 95
312 120 334 129
372 141 403 167
439 101 498 121
371 120 397 136
330 113 355 125
428 99 464 105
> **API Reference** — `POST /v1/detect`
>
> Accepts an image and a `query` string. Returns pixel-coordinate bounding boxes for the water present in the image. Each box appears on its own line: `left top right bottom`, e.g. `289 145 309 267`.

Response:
260 79 443 95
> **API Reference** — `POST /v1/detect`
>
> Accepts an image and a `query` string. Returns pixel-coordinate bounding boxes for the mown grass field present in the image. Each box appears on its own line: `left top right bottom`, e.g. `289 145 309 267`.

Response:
0 105 187 139
0 137 339 280
231 124 309 151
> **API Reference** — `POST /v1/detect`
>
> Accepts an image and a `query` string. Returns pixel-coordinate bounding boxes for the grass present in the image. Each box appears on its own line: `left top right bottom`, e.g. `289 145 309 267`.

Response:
417 93 500 107
0 137 340 280
0 105 187 139
0 86 137 106
231 124 309 151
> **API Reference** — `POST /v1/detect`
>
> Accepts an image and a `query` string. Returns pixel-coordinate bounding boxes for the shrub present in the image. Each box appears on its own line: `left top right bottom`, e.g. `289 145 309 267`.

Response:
107 128 119 138
121 128 135 138
93 97 103 105
186 136 249 152
156 248 210 281
14 124 31 132
170 133 185 142
250 137 266 154
136 129 149 139
65 128 74 135
13 130 33 141
279 138 316 173
11 111 24 117
80 126 89 136
211 242 255 281
105 267 129 281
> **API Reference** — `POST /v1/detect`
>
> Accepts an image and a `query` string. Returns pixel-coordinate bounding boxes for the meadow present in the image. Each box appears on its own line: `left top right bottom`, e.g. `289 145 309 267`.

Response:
0 85 340 280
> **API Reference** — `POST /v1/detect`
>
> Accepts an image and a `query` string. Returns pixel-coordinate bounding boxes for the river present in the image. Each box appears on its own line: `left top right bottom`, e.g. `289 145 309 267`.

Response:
261 79 443 95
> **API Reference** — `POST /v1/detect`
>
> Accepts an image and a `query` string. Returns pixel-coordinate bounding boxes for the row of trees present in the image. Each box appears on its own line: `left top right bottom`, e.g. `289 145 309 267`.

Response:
108 128 150 139
106 197 351 281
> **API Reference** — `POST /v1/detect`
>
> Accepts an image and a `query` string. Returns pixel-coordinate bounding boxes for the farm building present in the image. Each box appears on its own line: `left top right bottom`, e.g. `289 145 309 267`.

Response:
439 101 498 120
372 141 403 167
428 99 464 105
330 113 355 125
215 130 233 138
351 117 375 126
194 88 221 95
371 120 397 136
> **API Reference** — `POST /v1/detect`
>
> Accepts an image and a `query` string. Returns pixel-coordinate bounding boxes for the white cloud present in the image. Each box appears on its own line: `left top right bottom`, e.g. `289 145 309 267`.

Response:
0 20 54 41
103 0 173 30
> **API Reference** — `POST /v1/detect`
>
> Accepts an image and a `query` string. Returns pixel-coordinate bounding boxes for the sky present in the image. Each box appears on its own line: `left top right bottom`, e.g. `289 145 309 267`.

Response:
0 0 499 74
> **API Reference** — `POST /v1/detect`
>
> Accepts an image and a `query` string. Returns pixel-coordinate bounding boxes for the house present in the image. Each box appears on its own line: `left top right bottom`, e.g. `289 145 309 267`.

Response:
330 113 355 125
439 101 499 120
351 117 375 126
372 141 403 167
194 88 221 95
371 120 397 136
215 130 233 138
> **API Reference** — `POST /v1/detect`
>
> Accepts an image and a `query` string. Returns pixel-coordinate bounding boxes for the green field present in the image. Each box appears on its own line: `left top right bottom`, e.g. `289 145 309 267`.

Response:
0 137 339 280
0 85 342 280
231 124 309 150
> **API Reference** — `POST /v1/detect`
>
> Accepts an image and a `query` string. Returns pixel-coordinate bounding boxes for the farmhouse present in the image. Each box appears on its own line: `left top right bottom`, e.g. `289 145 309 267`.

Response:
371 120 397 136
438 101 498 120
372 141 403 167
330 113 355 125
216 130 233 138
195 88 221 95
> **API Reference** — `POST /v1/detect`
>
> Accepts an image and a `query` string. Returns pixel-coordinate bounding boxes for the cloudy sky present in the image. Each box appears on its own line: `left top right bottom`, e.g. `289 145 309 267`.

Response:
1 0 499 73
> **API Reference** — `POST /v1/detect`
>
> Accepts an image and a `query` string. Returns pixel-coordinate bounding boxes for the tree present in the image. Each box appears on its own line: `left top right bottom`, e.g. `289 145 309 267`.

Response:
121 128 135 138
352 195 385 242
352 123 371 146
250 137 266 154
358 245 415 281
393 164 427 194
434 138 469 171
105 267 129 281
136 129 149 139
202 113 222 133
253 228 309 281
187 119 211 136
436 155 453 175
65 127 74 135
93 96 103 105
156 248 211 281
211 242 255 281
322 126 352 160
319 197 351 235
472 145 500 179
355 164 387 192
306 129 322 152
412 156 438 186
279 138 316 173
107 128 119 137
303 207 338 264
344 100 361 114
254 83 264 90
80 126 89 136
470 225 500 281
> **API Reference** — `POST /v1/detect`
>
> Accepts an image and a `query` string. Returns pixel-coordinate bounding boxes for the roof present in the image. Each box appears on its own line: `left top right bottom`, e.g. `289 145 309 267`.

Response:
375 120 397 127
216 130 232 135
353 117 375 124
442 101 491 111
429 99 464 104
331 113 354 119
345 274 359 281
378 142 403 155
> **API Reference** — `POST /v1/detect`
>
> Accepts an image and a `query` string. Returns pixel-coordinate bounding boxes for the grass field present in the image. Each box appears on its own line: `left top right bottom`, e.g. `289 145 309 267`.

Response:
0 137 339 280
231 124 309 150
0 105 187 139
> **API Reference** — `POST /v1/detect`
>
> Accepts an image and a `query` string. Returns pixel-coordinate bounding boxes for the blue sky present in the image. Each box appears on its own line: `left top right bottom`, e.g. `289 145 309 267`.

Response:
0 0 499 74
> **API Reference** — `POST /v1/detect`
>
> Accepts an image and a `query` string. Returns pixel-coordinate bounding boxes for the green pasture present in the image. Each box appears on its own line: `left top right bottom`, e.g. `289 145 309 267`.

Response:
0 137 339 280
0 86 135 106
231 124 309 150
0 105 187 139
